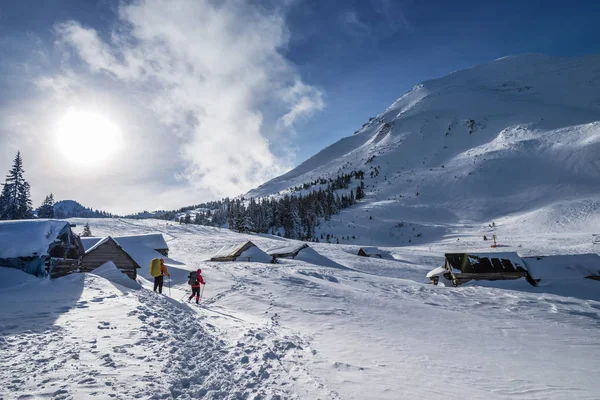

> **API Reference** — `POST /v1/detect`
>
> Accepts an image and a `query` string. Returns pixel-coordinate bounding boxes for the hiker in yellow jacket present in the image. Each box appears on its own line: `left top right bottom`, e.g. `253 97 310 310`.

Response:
153 258 170 294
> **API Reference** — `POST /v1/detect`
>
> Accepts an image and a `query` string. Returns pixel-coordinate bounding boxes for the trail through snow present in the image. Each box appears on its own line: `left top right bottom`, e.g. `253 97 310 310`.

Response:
1 217 599 399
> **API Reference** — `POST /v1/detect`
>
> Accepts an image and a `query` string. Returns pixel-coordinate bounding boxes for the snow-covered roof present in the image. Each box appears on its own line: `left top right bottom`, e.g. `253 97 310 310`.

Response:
267 243 308 257
445 252 527 273
80 237 103 252
81 234 168 254
523 254 600 280
0 219 72 259
426 266 447 278
359 247 382 254
84 237 113 254
294 247 348 269
112 234 168 250
211 241 256 260
237 246 272 263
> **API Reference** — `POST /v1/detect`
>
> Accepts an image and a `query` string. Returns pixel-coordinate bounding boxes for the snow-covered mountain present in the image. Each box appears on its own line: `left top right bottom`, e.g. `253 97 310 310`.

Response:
54 200 114 219
248 54 600 243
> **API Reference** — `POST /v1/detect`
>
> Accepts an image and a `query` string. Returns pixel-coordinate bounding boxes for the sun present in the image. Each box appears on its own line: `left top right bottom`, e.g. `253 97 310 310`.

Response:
55 109 122 166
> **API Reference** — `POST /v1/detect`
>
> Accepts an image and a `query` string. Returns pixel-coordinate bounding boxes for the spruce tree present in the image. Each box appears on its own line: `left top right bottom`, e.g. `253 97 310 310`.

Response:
38 193 55 218
81 222 93 237
356 184 365 200
0 151 33 220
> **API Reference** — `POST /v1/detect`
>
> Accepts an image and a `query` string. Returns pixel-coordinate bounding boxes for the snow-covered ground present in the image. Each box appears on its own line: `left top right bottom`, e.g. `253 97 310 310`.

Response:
2 217 599 399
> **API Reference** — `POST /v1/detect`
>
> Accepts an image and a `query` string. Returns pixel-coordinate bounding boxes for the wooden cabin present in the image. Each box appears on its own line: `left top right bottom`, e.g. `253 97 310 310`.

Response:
357 247 390 258
442 252 530 286
211 241 256 261
80 237 140 280
0 219 84 278
81 234 169 256
267 243 309 260
210 241 272 262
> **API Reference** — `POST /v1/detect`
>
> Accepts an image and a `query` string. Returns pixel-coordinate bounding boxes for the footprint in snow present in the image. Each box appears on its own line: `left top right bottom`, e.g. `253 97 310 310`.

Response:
98 321 111 330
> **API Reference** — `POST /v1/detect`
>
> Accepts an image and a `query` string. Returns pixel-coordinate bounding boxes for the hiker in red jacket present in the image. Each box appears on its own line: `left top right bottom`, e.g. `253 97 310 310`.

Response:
188 268 205 304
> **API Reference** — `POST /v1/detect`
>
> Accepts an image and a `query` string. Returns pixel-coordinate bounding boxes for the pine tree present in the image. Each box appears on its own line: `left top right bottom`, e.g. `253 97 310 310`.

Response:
356 184 365 200
241 214 254 233
38 193 55 218
81 222 92 237
0 151 33 220
184 213 192 224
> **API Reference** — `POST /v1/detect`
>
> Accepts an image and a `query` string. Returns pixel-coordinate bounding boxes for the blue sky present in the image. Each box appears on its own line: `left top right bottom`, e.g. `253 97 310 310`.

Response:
283 0 600 156
0 0 599 213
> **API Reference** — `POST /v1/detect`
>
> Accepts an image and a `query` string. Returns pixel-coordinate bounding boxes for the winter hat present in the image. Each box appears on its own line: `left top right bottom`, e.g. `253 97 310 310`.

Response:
197 268 202 274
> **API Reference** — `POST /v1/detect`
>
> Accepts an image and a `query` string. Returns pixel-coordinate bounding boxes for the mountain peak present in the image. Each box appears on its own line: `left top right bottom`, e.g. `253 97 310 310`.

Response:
247 54 600 238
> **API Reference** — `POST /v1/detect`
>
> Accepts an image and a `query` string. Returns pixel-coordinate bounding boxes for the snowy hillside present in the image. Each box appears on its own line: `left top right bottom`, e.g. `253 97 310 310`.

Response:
2 218 599 399
248 54 600 245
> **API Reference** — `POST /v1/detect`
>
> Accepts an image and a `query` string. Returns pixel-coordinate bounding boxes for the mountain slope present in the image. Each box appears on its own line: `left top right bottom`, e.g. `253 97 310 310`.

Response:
54 200 114 219
248 54 600 239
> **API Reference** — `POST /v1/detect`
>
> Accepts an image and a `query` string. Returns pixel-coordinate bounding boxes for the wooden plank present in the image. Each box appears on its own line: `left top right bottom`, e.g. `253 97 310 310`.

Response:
454 272 526 281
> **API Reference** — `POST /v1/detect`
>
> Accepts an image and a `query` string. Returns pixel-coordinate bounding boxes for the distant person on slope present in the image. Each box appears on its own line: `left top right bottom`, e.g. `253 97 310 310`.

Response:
188 268 206 304
153 259 170 294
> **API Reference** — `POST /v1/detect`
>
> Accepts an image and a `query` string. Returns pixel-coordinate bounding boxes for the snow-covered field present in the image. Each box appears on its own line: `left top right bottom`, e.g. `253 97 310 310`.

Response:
2 217 599 399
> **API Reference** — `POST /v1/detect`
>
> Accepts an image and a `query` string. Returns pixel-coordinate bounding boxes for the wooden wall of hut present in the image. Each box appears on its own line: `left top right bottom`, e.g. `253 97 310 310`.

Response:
81 239 138 280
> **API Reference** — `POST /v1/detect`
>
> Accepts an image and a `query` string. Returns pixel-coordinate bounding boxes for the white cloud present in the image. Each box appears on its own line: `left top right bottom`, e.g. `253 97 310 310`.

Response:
372 0 410 34
281 78 325 127
339 2 410 40
53 0 325 201
339 10 372 38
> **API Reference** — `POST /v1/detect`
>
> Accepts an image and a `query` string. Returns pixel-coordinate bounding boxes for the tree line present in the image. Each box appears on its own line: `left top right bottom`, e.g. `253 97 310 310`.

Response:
0 150 367 239
173 171 366 241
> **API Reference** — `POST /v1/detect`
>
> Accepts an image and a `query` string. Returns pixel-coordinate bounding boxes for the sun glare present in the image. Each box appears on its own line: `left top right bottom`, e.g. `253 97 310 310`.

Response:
55 109 122 166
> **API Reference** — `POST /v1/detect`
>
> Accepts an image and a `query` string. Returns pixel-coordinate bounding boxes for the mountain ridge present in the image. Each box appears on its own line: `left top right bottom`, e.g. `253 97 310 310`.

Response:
54 200 115 219
246 53 600 236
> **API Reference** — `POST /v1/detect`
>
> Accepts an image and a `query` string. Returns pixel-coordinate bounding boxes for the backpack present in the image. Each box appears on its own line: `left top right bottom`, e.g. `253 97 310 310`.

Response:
150 258 162 277
188 271 198 286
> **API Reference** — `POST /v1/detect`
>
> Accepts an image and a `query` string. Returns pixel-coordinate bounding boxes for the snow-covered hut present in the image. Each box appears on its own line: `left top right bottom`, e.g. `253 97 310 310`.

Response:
81 237 141 280
210 241 271 263
80 233 169 256
357 247 391 258
428 252 530 286
267 243 309 260
0 219 84 277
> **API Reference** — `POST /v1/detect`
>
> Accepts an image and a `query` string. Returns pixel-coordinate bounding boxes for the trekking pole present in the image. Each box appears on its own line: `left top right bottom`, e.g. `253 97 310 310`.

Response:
168 277 171 297
200 284 205 301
